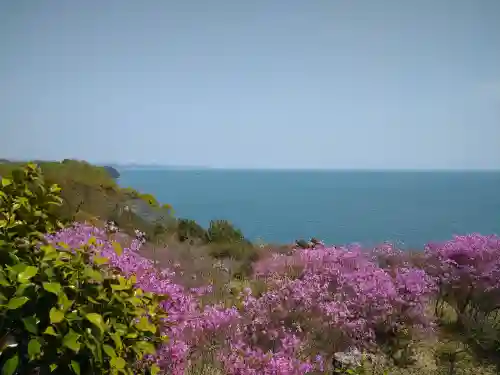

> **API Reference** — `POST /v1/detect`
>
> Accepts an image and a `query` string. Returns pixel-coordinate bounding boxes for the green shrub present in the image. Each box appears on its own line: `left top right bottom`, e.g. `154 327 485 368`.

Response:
120 188 140 199
137 193 159 208
176 219 207 243
0 164 168 375
206 220 246 244
295 239 310 249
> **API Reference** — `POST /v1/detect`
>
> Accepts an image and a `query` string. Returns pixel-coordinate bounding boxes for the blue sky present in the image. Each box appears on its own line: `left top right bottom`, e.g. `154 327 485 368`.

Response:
1 0 499 169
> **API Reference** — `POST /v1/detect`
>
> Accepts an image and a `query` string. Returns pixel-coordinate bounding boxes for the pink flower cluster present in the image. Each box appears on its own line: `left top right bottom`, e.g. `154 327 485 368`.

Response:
425 233 500 290
47 224 240 375
424 233 500 316
250 245 435 355
45 224 500 374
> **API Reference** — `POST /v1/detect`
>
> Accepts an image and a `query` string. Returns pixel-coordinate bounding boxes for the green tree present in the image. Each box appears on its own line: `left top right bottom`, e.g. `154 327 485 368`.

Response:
206 220 246 244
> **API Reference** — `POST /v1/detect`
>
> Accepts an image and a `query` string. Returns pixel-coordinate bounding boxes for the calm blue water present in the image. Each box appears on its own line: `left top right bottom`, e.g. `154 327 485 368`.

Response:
117 169 500 249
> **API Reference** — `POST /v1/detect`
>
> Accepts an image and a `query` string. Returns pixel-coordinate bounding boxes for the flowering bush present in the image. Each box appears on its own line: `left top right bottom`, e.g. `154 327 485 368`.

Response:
424 234 500 355
41 224 441 374
248 245 435 367
425 234 500 314
47 223 240 375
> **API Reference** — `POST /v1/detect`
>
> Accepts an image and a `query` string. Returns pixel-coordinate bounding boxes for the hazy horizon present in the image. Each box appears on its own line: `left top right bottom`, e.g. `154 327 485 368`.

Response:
1 158 500 172
113 163 500 172
1 1 499 170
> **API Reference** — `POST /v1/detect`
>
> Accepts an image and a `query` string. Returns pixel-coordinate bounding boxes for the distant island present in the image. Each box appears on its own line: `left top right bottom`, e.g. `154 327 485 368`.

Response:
102 165 120 178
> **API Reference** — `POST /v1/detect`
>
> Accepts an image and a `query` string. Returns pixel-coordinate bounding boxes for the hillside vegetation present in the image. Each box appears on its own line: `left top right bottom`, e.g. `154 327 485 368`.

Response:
1 162 500 375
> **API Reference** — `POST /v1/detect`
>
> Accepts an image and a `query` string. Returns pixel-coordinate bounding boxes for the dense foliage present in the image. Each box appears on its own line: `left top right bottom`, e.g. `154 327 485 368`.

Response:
0 164 167 375
176 219 207 243
206 220 246 244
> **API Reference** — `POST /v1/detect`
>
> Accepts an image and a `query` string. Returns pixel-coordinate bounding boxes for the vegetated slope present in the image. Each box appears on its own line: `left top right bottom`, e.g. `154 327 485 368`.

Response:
0 159 173 236
0 160 262 277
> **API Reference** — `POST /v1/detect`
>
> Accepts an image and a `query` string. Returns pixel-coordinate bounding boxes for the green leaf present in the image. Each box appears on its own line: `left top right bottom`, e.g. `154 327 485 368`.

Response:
135 317 157 333
14 283 31 298
110 332 123 350
93 256 108 265
40 245 57 261
112 241 123 256
53 240 67 249
151 364 161 375
70 361 81 375
85 313 105 333
86 296 100 304
43 326 58 336
17 266 38 283
50 184 61 193
83 268 103 282
103 344 116 358
0 272 10 286
134 341 156 355
11 263 28 275
7 296 29 310
127 296 142 306
49 364 58 372
1 177 12 187
28 338 42 359
22 316 39 334
58 292 73 311
110 356 126 370
111 283 130 291
49 307 65 323
2 353 18 375
43 282 62 295
62 330 81 353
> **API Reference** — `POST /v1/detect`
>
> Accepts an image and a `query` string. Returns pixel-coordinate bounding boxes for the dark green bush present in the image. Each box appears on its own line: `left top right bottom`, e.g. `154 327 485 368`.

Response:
0 164 167 375
295 239 310 249
206 220 246 244
120 187 140 199
176 219 207 243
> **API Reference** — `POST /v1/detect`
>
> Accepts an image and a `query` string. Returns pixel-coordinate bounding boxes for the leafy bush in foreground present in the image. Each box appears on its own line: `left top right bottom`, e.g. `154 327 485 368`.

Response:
0 164 167 375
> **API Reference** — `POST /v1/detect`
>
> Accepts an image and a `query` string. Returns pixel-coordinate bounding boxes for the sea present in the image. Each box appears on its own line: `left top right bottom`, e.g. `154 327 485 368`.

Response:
117 169 500 249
